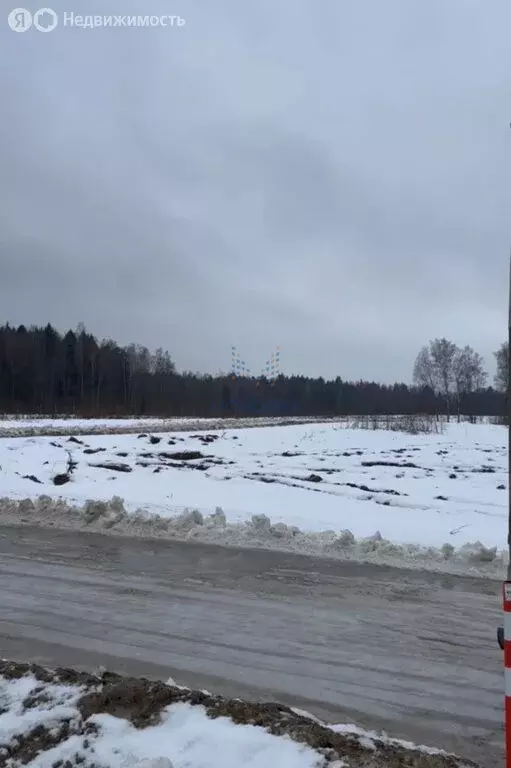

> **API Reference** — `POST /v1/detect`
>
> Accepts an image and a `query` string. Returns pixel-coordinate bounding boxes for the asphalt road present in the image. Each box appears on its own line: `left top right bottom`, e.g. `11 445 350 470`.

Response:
0 524 503 766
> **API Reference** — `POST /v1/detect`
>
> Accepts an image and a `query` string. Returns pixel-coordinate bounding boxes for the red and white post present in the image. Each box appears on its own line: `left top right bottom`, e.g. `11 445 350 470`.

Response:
504 583 511 766
506 251 511 767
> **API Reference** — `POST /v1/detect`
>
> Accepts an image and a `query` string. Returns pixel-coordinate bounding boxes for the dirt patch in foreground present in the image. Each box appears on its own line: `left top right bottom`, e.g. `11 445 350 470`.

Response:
0 660 479 768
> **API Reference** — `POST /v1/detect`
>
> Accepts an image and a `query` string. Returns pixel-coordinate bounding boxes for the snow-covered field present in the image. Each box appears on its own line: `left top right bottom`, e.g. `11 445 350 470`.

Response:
0 661 478 768
0 421 507 576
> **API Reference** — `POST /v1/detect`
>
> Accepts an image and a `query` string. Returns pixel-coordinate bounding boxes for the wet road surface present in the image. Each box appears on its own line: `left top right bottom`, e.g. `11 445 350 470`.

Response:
0 525 503 766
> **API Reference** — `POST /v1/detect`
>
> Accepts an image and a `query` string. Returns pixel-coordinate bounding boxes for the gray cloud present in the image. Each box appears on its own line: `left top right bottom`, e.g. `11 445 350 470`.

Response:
1 0 510 382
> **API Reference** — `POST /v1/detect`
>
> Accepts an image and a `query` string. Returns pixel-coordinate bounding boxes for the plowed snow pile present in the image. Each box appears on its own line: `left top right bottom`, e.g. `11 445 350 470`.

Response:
0 422 506 577
0 416 325 438
0 661 479 768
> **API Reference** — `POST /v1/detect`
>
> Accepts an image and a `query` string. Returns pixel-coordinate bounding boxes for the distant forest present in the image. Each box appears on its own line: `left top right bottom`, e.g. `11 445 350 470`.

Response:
0 323 507 418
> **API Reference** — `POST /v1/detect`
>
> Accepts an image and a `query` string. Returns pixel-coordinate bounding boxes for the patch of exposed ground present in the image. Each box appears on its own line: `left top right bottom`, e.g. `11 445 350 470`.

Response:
361 460 424 469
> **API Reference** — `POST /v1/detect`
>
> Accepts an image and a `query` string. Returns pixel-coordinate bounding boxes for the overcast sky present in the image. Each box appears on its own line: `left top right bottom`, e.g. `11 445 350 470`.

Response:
1 0 510 383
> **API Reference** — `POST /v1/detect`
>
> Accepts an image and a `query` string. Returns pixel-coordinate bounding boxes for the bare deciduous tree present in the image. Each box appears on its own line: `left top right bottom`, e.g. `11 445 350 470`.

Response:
430 338 458 398
413 346 434 390
413 338 458 396
453 345 487 395
452 345 487 421
413 339 486 420
152 347 175 376
494 342 509 392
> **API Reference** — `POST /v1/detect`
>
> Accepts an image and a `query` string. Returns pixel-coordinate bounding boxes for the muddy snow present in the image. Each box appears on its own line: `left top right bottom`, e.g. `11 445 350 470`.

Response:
0 661 480 768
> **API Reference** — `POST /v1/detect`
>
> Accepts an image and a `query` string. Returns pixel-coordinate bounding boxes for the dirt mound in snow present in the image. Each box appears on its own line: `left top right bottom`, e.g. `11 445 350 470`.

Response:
0 660 480 768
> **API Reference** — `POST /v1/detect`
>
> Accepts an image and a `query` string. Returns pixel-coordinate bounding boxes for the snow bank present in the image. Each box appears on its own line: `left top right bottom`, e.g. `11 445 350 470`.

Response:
0 416 328 438
0 494 505 578
25 703 320 768
0 671 319 768
0 661 479 768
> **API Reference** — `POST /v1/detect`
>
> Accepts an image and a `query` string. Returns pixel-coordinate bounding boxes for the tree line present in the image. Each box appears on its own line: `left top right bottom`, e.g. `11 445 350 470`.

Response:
412 338 508 418
0 323 507 418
